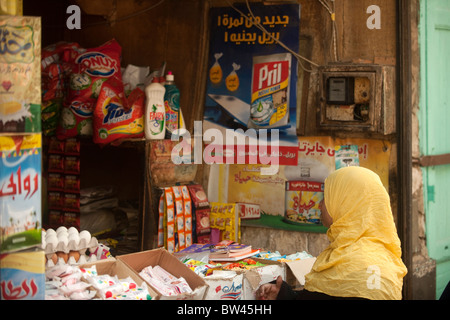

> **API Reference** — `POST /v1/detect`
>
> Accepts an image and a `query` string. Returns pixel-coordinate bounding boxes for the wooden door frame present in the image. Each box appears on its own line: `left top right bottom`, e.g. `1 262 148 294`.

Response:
397 0 414 300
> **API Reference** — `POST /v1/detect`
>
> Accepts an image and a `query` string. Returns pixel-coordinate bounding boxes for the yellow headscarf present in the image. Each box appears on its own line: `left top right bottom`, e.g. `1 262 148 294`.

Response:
304 166 407 300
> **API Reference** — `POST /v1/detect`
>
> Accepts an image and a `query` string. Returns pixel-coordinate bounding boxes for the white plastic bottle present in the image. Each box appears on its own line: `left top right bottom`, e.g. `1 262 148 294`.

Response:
145 78 166 139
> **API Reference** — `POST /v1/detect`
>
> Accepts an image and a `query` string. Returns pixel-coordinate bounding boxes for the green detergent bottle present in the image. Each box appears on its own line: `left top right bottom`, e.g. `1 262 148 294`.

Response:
164 71 182 139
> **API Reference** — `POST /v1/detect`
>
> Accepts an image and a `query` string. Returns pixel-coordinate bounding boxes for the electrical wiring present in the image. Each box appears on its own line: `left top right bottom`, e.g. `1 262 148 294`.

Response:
318 0 339 62
76 0 167 28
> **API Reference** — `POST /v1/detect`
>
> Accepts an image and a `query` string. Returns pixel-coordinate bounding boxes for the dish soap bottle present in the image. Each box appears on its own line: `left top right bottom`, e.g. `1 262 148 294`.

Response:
164 71 180 139
145 77 166 139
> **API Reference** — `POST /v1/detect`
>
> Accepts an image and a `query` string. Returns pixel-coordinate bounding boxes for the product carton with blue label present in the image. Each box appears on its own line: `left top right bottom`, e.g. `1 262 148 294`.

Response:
0 134 42 253
0 249 45 300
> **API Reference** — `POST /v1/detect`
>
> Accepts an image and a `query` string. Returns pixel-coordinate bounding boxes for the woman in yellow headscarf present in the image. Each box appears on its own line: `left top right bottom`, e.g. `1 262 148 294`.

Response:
256 166 408 300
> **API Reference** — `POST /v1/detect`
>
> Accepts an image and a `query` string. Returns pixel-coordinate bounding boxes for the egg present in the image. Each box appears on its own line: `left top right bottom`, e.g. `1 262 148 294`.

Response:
56 226 68 235
57 232 68 246
56 251 69 263
45 228 56 237
78 230 91 249
68 227 79 236
45 234 58 253
68 250 80 262
68 232 79 242
79 230 91 242
51 253 58 264
68 233 80 251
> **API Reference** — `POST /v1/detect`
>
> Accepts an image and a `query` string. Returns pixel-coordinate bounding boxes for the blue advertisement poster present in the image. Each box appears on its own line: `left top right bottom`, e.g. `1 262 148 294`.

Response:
203 3 300 167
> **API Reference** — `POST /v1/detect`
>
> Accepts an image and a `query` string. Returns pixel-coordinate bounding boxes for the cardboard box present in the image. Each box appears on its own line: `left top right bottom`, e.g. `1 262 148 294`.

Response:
284 257 316 289
285 181 324 225
79 258 159 300
202 259 284 300
0 16 41 134
243 257 316 296
0 134 42 253
203 271 244 300
0 249 45 300
243 259 285 300
118 248 208 300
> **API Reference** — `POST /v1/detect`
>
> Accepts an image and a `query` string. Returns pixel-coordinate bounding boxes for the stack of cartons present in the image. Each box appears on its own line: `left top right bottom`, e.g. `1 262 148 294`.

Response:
0 14 44 300
118 248 208 300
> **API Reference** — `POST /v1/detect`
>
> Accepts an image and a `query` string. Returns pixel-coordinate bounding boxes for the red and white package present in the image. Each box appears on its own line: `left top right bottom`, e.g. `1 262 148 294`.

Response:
41 41 81 72
56 39 123 140
41 42 81 102
93 80 144 146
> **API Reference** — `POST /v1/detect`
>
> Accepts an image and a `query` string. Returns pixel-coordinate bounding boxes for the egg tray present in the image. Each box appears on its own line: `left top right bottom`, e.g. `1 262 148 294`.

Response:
41 226 100 267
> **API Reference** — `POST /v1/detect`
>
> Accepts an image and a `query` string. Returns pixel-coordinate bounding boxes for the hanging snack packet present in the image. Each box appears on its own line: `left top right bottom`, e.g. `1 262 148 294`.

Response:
41 42 80 136
164 187 175 253
173 186 186 251
157 194 165 248
56 39 123 140
181 186 193 247
248 53 291 129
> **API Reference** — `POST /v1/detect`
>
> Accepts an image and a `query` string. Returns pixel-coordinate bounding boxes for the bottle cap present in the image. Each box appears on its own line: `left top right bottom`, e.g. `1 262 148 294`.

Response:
166 71 174 82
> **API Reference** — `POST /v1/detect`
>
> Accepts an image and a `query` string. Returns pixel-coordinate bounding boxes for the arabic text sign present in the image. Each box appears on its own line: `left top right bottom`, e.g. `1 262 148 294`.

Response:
204 3 300 166
0 134 42 253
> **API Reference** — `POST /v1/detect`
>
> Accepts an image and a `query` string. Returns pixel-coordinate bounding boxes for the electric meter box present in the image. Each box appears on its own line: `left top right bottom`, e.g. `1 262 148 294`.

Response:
318 64 396 135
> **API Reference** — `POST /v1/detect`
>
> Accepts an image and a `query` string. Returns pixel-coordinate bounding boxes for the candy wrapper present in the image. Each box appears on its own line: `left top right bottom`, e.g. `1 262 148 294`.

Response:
139 265 192 297
45 264 152 300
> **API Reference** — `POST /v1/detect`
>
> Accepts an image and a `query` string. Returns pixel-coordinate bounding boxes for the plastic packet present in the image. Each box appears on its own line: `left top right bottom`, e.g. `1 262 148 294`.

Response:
69 290 97 300
79 265 98 279
59 281 92 296
169 277 192 294
152 265 177 283
87 274 119 290
46 264 79 280
100 283 126 299
109 287 152 300
119 277 138 291
60 271 82 285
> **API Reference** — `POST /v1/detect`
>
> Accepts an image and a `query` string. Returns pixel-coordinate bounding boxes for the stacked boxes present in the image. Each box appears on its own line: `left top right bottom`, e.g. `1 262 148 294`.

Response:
46 137 81 229
157 185 193 253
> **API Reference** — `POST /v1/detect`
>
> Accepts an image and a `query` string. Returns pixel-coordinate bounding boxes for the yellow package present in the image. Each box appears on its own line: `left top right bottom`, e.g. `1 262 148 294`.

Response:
0 0 22 15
